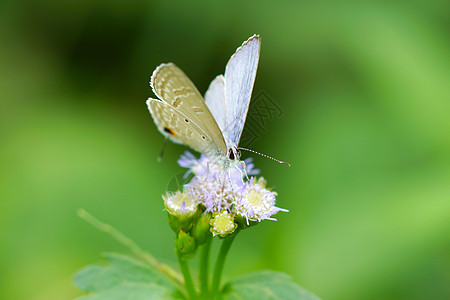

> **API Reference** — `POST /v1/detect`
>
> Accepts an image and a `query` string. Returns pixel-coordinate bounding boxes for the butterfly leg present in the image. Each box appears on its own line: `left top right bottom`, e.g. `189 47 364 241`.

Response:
157 137 169 162
236 160 250 181
206 160 211 179
227 166 234 190
217 162 226 188
216 163 231 210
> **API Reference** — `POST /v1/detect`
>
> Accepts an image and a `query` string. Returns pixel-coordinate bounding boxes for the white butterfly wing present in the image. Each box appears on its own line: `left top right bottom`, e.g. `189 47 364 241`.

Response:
148 63 227 157
205 75 234 149
224 35 261 147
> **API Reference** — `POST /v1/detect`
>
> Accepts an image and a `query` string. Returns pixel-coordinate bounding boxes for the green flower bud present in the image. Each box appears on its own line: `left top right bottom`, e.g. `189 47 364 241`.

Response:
256 176 267 188
163 190 198 233
210 211 237 237
176 229 197 259
192 213 212 245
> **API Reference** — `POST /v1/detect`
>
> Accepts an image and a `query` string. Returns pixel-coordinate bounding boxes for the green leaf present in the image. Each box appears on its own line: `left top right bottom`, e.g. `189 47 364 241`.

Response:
220 271 320 300
74 253 184 300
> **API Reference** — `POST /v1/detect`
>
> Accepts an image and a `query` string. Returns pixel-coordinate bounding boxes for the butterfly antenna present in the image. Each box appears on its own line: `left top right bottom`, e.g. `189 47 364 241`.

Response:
238 147 291 167
157 137 169 162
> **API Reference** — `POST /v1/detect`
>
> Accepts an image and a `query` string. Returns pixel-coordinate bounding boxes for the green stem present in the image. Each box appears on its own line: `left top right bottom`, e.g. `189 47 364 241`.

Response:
177 251 198 300
77 209 185 295
199 238 212 299
211 231 239 298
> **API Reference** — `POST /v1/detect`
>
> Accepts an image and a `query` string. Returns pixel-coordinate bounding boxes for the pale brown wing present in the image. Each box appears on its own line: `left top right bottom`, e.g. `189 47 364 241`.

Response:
150 63 226 155
147 98 225 157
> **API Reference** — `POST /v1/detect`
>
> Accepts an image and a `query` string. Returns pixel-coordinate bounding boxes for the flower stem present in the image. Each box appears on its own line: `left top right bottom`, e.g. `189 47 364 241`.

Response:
211 231 239 298
199 238 212 299
177 251 198 300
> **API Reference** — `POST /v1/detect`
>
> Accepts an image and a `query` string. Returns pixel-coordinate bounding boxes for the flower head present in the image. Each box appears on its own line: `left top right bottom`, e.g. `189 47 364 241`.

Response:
163 190 198 215
175 151 287 226
233 178 289 224
163 190 199 234
210 211 237 237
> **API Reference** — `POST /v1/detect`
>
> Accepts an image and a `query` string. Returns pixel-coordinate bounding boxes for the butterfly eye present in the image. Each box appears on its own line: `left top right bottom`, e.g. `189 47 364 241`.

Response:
228 148 235 160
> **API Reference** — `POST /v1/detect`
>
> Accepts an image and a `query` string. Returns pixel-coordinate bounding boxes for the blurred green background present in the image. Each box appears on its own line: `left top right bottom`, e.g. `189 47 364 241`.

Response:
1 0 449 299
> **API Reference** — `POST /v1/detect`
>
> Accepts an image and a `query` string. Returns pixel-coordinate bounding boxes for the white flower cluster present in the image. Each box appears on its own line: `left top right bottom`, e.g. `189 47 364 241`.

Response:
176 151 288 226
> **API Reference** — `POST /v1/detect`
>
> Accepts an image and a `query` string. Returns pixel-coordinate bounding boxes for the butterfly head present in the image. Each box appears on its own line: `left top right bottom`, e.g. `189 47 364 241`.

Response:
228 146 241 161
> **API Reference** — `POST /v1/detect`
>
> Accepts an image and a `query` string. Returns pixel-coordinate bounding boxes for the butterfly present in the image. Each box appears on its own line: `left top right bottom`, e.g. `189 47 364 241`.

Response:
147 35 288 173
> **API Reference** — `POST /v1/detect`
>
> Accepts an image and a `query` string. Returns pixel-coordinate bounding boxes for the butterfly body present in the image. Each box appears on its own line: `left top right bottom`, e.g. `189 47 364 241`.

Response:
147 35 261 171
